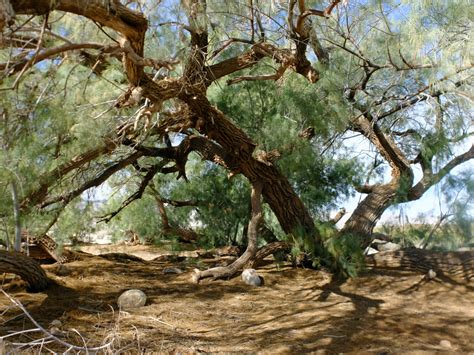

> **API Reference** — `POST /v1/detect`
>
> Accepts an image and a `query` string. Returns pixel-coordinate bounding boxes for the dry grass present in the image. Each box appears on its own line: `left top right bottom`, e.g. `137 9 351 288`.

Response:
1 245 473 353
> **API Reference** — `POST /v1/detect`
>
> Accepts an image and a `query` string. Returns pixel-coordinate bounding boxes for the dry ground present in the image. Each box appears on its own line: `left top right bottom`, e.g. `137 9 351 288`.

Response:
1 244 473 354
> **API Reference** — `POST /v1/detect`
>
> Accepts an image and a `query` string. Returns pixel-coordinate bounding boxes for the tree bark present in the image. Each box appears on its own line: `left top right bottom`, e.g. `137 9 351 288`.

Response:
246 241 291 268
0 0 14 31
182 98 320 246
342 144 473 247
342 114 413 247
342 183 399 247
0 251 49 292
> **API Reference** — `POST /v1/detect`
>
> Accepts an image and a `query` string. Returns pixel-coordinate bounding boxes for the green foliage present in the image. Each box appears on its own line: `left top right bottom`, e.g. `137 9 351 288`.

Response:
102 193 163 243
326 234 365 278
0 1 472 266
53 200 97 244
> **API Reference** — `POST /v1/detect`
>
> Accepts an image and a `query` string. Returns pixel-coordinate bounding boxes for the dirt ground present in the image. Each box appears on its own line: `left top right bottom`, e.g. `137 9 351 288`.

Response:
1 244 473 354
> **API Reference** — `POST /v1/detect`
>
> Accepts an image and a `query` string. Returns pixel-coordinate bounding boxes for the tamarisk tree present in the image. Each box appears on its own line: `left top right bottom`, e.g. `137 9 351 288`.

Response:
0 0 472 279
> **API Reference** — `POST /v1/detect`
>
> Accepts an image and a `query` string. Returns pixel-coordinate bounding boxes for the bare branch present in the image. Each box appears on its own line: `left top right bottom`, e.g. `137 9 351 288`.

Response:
409 144 474 201
209 37 254 60
98 163 162 223
0 42 115 78
226 65 287 85
0 289 113 351
21 142 117 210
41 151 144 208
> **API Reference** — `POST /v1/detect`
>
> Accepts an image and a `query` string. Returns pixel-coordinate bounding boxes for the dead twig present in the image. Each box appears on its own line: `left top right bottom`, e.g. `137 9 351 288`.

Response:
0 289 114 352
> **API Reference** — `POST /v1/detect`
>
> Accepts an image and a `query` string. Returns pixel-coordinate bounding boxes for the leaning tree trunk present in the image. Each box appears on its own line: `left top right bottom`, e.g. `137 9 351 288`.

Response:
341 183 398 248
183 98 322 252
0 251 49 292
342 114 414 247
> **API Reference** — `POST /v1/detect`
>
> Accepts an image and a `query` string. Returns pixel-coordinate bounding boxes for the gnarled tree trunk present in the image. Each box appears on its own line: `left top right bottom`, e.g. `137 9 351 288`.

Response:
0 251 49 292
341 183 399 247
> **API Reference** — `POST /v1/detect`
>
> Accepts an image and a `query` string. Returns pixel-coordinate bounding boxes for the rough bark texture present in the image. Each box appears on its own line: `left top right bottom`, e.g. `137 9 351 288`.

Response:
246 241 291 269
0 0 15 31
342 183 399 247
366 249 474 283
0 251 49 292
341 113 414 245
10 0 323 252
183 99 319 241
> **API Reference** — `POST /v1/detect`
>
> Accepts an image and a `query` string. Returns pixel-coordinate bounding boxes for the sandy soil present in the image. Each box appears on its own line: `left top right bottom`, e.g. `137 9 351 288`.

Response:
1 245 473 353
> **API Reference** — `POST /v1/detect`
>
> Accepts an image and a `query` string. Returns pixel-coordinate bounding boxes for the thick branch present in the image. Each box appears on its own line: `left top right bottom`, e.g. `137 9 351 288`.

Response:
352 115 412 173
127 135 239 180
12 0 148 85
408 144 474 200
0 42 114 76
246 241 291 269
354 184 377 194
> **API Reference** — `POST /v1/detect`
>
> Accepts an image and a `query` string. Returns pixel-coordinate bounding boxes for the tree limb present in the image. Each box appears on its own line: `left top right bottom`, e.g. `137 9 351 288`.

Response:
20 142 117 211
409 144 474 201
41 150 144 208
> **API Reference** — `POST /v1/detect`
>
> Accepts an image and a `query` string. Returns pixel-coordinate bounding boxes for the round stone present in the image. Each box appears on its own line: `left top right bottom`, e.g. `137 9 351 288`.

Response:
242 269 263 286
117 289 147 310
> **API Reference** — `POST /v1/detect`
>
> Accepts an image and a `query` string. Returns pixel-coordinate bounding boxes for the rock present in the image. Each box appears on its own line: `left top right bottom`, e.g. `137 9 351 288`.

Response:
364 247 379 255
242 269 263 286
117 289 147 310
377 242 401 252
50 319 62 328
162 267 183 274
427 269 437 280
439 340 452 349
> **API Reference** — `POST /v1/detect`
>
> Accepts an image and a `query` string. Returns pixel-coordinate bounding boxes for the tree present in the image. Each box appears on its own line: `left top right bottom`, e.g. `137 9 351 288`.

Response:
1 0 472 275
323 1 474 246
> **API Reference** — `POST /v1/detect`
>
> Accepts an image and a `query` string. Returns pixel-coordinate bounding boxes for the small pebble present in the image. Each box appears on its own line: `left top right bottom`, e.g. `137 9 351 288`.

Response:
439 340 452 349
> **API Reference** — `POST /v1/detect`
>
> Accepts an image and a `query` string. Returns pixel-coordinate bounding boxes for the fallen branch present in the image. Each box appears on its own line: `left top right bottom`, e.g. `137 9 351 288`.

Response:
0 289 114 351
246 241 291 269
0 251 49 292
